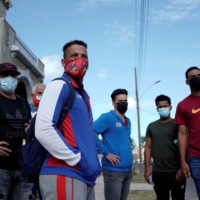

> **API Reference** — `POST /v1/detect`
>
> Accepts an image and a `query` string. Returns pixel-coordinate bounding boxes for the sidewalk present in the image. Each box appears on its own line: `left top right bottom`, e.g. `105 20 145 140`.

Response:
95 175 198 200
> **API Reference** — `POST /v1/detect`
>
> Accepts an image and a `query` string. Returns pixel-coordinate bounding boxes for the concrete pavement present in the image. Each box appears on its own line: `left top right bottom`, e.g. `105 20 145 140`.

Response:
95 175 198 200
185 177 198 200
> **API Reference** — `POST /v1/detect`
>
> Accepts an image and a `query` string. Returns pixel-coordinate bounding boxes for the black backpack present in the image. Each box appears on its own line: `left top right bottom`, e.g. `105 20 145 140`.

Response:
20 78 75 183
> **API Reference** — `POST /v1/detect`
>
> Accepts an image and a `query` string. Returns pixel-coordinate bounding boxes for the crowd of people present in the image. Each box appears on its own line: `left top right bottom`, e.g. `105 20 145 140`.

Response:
0 39 199 200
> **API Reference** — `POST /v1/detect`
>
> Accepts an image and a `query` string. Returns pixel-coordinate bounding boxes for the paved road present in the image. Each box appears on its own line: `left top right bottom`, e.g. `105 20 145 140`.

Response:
185 177 198 200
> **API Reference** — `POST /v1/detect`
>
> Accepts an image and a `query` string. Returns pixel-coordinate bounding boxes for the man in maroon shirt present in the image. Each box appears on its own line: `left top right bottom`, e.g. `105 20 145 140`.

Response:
175 66 200 198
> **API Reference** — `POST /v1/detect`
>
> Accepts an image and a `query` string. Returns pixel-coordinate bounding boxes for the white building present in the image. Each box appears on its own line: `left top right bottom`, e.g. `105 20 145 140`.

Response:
0 0 45 103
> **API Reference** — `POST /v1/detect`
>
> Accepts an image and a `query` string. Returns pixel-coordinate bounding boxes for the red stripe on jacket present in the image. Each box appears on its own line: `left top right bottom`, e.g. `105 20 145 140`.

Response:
62 113 77 147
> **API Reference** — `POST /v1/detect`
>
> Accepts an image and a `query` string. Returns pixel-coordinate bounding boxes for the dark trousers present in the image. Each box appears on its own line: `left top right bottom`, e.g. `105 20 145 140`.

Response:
152 171 186 200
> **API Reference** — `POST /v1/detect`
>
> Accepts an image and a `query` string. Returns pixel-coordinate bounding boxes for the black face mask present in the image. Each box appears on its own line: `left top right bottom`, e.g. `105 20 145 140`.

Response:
116 102 128 114
190 76 200 91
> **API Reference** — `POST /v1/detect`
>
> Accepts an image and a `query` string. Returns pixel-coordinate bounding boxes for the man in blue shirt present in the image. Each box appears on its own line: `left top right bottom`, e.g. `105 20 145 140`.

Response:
93 89 133 200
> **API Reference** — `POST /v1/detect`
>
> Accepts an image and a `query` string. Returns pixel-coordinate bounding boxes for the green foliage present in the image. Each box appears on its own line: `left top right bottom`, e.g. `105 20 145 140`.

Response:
130 137 136 150
140 136 146 149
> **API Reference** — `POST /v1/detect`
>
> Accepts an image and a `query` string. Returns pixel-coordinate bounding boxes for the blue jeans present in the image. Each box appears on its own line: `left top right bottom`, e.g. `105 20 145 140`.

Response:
188 157 200 199
0 169 33 200
103 170 133 200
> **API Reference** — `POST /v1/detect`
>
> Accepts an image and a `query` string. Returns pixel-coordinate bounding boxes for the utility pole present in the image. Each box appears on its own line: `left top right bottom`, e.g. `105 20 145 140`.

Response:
134 67 143 173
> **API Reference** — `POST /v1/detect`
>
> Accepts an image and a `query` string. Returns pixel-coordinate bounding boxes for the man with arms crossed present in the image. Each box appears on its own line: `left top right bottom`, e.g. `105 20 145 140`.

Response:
35 40 101 200
175 66 200 198
93 89 133 200
145 95 185 200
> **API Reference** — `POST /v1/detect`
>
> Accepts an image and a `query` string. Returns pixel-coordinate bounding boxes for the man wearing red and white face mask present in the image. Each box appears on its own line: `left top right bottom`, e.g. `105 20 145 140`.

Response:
30 83 46 200
30 83 46 117
35 40 101 200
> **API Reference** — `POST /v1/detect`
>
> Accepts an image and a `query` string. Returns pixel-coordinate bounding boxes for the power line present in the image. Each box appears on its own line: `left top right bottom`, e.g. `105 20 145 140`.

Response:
135 0 138 70
141 0 150 94
136 0 150 93
140 108 158 116
91 91 135 107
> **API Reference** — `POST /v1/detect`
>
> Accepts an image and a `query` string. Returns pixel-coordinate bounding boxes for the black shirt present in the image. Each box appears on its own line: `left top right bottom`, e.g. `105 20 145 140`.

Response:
146 119 180 172
0 94 31 170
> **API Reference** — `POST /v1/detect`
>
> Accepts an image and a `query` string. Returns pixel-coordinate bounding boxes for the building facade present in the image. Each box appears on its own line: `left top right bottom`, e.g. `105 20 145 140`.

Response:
0 0 45 103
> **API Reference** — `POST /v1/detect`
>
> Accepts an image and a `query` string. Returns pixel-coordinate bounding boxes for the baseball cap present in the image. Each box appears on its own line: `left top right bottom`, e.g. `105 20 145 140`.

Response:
0 63 21 75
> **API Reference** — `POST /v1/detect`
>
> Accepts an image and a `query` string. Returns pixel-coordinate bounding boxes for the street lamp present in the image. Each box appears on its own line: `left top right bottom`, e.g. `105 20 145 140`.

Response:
140 80 161 100
134 67 161 173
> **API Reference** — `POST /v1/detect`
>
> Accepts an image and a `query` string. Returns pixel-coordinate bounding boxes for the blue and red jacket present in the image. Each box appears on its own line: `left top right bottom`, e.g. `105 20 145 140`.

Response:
35 73 101 186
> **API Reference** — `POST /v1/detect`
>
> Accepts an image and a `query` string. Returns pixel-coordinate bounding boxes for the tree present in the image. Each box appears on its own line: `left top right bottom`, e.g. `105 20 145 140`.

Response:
140 136 146 149
129 137 136 150
132 153 139 175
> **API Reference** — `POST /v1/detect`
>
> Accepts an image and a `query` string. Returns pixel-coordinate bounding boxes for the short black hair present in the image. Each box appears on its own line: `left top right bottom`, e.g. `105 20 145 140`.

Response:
155 95 171 106
62 40 87 58
185 66 200 79
111 89 128 102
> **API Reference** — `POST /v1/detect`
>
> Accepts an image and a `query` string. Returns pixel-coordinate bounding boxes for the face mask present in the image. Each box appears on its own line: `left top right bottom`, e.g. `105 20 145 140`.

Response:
64 57 88 78
116 102 128 114
0 76 18 94
189 76 200 91
157 107 170 118
33 94 41 107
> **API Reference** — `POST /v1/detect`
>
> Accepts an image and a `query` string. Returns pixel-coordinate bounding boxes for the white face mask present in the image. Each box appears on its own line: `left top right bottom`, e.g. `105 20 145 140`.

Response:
0 76 18 94
157 107 170 118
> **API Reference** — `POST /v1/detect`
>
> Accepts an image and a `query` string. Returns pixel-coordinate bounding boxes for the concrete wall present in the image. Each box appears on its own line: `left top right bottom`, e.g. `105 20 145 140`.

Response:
0 1 7 18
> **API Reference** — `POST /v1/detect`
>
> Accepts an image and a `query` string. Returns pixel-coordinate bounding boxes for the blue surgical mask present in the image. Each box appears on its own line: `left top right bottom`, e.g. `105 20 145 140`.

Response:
0 76 18 93
157 107 170 118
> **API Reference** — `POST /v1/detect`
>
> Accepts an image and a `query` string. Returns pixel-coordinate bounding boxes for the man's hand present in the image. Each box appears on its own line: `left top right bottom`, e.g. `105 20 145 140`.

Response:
181 162 190 178
144 167 152 184
176 168 185 182
0 141 11 156
106 153 120 166
24 123 30 134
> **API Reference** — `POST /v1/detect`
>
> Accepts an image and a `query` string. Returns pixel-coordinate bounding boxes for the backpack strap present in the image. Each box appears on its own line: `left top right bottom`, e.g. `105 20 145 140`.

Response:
26 114 37 142
27 78 75 141
52 77 76 124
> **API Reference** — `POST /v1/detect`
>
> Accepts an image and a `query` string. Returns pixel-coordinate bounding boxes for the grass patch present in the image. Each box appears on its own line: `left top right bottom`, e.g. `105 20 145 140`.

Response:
128 190 156 200
132 172 146 183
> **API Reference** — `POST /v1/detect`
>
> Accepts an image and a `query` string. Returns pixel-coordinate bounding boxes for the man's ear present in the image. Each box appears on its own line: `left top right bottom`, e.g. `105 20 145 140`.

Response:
169 106 172 111
186 79 189 85
61 59 66 67
112 101 115 107
31 94 34 99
